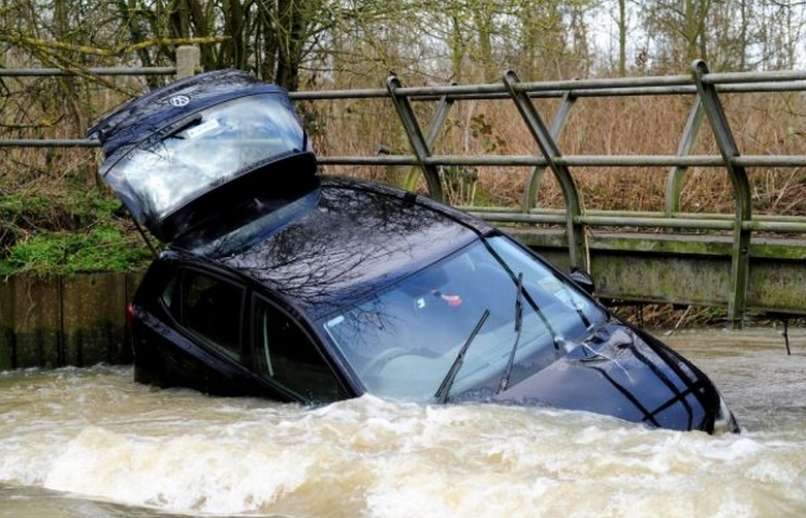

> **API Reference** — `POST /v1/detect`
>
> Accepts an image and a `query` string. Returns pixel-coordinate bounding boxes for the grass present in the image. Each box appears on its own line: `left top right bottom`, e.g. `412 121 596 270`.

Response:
0 225 152 276
0 187 152 276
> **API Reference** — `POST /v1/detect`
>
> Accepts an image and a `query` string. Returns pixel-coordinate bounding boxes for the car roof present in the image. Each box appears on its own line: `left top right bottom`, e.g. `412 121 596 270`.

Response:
172 176 492 319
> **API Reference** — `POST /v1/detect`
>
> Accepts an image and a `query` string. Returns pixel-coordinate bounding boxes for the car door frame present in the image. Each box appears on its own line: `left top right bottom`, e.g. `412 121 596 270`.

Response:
247 288 356 403
156 261 272 389
142 251 363 401
171 265 248 363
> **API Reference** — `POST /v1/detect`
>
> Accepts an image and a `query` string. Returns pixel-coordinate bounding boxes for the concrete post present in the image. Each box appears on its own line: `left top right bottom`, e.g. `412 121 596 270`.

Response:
175 45 201 79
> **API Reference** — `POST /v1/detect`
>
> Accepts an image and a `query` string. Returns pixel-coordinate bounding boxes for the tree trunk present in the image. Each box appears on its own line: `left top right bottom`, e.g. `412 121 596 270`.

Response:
618 0 627 75
473 4 494 82
450 12 464 82
187 0 214 71
275 0 308 91
221 0 246 69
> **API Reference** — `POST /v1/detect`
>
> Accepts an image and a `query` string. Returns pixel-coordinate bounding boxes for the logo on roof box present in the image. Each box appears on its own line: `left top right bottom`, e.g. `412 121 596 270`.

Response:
168 95 190 107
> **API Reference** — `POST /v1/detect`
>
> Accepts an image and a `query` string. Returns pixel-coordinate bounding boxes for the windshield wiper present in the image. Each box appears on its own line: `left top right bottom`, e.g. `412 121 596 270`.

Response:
557 281 592 329
496 271 567 393
497 273 524 394
434 309 490 404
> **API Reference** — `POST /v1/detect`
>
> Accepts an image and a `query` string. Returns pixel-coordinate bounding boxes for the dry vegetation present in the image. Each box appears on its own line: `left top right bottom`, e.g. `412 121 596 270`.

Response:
310 91 806 216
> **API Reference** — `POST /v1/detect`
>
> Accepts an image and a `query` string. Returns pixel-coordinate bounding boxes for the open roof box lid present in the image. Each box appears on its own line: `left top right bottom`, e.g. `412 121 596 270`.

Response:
89 70 315 242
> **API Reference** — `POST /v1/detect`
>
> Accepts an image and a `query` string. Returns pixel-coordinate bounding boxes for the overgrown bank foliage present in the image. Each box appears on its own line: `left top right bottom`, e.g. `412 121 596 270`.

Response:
0 0 804 279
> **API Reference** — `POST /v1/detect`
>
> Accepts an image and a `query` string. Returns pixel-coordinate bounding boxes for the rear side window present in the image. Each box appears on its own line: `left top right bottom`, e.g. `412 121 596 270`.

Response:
161 275 180 317
176 270 244 361
254 296 343 402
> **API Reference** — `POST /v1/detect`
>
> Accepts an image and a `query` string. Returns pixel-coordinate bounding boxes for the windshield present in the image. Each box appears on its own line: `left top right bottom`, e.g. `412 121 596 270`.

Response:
103 93 307 225
320 236 607 400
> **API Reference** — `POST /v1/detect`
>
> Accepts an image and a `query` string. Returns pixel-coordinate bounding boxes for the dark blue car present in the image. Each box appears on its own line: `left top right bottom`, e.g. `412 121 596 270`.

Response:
90 70 739 434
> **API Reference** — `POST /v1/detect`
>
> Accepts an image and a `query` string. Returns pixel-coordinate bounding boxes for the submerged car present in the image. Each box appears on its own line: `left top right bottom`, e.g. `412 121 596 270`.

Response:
90 70 738 434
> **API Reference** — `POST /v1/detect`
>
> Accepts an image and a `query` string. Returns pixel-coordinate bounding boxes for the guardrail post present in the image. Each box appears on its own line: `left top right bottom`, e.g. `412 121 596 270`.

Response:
692 60 752 328
175 45 201 79
386 75 444 201
664 95 704 216
401 93 454 192
425 94 454 146
503 70 588 271
523 91 576 212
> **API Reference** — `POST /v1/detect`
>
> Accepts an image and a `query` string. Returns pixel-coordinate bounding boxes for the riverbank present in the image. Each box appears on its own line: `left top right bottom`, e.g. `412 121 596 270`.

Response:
0 189 151 277
0 272 143 370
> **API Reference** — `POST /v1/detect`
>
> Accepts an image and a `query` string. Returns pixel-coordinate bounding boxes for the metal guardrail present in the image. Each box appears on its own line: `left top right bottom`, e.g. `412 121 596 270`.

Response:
0 66 177 148
1 58 805 326
0 67 177 76
289 62 806 327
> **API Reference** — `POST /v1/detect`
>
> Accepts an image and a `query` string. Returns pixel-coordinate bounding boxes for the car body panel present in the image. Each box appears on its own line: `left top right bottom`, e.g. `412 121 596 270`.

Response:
216 181 480 319
491 323 718 431
132 257 358 400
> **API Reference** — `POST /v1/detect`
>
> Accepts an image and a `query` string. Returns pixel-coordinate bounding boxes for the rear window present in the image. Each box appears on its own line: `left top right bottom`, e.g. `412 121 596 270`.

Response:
103 93 308 224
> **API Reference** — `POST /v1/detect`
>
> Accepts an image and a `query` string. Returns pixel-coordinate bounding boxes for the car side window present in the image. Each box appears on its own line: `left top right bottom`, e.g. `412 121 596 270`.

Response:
253 296 343 402
161 274 180 319
181 270 244 361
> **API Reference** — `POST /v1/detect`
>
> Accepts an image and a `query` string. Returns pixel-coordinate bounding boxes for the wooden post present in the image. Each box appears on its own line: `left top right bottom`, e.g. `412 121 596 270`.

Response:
175 45 201 79
62 273 127 366
12 275 62 368
0 278 14 370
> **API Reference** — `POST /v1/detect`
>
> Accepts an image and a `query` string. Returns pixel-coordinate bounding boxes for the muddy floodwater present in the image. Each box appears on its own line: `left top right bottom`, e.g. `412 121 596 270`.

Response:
1 328 805 517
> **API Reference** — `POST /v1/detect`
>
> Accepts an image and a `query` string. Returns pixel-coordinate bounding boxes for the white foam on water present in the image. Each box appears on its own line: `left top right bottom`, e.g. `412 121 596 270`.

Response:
43 427 312 514
0 339 805 518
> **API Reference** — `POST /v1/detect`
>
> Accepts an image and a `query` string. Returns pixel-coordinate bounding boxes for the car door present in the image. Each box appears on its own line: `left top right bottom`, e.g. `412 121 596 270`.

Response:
250 293 349 403
135 263 257 395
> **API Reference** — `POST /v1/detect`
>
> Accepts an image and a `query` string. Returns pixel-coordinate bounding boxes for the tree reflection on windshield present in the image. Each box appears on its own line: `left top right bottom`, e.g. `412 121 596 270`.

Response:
321 237 606 400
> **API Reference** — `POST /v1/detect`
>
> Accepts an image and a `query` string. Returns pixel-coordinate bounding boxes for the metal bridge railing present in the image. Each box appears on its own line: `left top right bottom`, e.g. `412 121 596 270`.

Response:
293 62 806 328
0 45 199 147
1 54 805 326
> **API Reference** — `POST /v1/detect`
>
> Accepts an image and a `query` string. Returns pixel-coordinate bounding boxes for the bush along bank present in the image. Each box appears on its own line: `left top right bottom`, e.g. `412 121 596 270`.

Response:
0 190 152 277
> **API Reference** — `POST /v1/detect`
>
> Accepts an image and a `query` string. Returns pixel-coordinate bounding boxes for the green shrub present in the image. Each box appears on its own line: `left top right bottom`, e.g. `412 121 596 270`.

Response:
0 225 151 276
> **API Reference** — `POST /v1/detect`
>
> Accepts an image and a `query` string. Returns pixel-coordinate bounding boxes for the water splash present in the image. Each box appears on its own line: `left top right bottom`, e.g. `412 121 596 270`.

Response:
0 328 804 517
